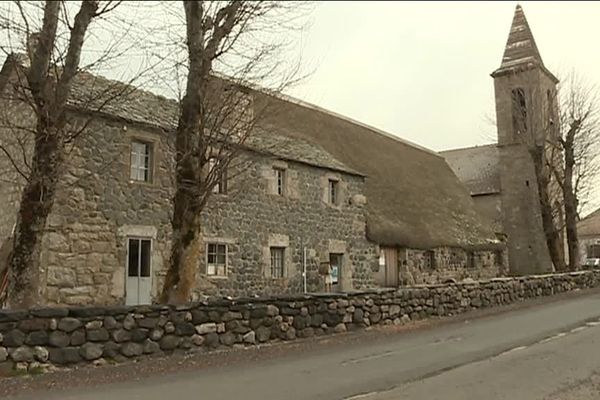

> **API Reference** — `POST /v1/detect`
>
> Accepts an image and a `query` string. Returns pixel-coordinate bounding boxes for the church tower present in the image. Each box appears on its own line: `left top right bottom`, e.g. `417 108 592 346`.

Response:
492 5 558 274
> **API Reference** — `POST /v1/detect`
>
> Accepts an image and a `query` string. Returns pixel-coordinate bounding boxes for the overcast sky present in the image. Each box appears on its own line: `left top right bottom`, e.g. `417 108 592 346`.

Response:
284 1 600 152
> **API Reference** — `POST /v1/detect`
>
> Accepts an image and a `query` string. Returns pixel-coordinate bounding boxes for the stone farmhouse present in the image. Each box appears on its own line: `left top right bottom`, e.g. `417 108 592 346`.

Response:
0 37 509 308
442 5 561 276
578 208 600 265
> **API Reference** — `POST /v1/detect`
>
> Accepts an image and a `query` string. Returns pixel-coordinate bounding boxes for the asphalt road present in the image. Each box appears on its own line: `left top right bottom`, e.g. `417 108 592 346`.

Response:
10 291 600 400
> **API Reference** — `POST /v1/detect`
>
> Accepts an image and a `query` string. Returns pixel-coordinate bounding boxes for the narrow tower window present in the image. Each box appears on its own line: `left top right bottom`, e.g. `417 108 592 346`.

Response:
511 88 527 138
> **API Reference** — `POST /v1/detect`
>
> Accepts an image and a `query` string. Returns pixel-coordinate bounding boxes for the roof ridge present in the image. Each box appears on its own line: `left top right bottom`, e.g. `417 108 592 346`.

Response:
439 143 498 153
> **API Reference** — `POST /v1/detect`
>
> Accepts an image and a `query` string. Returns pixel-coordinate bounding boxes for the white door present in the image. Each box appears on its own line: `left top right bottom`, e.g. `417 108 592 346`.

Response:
329 253 343 292
126 238 152 305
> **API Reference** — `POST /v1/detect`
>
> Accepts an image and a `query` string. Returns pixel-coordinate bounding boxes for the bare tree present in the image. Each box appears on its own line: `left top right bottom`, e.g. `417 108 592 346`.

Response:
0 1 153 308
549 74 600 270
159 1 310 303
509 70 600 272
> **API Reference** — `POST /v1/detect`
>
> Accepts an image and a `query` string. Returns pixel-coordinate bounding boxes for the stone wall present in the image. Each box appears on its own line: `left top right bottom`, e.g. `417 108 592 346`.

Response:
400 247 505 285
38 116 174 305
1 270 598 371
34 113 376 306
194 152 376 298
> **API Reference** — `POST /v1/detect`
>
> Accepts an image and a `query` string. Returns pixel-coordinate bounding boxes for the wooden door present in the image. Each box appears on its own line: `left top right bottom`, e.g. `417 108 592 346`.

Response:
383 247 398 287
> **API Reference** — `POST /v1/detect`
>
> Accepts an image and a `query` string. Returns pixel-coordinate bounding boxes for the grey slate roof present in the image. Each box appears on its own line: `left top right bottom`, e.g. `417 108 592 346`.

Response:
1 54 356 176
439 144 500 196
491 5 558 83
68 69 180 129
245 127 363 176
579 208 600 238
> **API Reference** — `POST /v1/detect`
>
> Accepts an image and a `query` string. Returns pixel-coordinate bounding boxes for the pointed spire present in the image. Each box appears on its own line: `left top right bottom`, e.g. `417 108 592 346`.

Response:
498 4 544 70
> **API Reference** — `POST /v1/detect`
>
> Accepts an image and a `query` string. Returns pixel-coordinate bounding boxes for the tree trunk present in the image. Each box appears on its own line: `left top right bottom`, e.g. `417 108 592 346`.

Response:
6 0 99 308
563 135 579 270
531 147 567 272
160 1 247 303
159 0 205 304
7 131 63 308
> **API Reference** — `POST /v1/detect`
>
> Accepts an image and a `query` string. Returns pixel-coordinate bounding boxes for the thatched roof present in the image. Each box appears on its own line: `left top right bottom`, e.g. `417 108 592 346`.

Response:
253 93 500 250
579 208 600 237
440 144 500 196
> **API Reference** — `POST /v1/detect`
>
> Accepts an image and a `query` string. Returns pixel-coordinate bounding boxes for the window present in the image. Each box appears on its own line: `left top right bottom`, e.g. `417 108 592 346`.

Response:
587 244 600 259
511 88 527 137
206 243 227 276
426 250 436 269
274 167 285 196
328 179 339 205
127 238 151 278
208 157 227 194
494 250 504 267
547 89 555 125
329 253 343 285
467 252 476 269
130 141 152 182
270 247 285 278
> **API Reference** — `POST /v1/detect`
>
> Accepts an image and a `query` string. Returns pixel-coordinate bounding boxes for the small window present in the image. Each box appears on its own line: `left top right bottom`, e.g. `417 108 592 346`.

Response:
127 238 152 277
511 88 527 137
588 244 600 259
206 243 227 276
130 141 152 182
270 247 285 278
494 250 504 267
208 157 227 194
547 89 555 125
426 250 436 269
329 253 343 285
467 252 476 269
274 167 285 196
328 179 339 205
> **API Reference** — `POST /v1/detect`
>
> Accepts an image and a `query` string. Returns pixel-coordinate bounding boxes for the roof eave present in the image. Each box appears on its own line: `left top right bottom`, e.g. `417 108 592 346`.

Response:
491 62 559 84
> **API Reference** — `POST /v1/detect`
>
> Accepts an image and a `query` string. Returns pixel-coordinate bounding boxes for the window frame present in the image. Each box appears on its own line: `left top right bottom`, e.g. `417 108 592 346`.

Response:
328 179 339 205
274 167 286 196
588 244 600 259
206 242 228 277
425 250 436 269
130 140 153 183
270 247 285 278
208 157 228 194
329 253 343 285
494 250 504 267
511 87 528 137
127 237 152 278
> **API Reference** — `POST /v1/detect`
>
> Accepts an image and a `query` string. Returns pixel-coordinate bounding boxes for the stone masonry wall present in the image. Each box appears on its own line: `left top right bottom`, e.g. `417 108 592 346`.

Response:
193 152 376 298
401 247 505 285
38 116 174 305
0 270 598 371
38 113 376 306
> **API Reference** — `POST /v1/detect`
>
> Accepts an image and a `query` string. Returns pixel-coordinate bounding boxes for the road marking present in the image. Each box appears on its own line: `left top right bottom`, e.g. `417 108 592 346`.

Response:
570 326 587 333
497 345 527 357
586 321 600 326
344 392 378 399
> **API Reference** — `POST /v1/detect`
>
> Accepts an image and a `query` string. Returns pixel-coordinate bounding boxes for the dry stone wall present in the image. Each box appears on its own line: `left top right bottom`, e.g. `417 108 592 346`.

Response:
1 270 599 371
